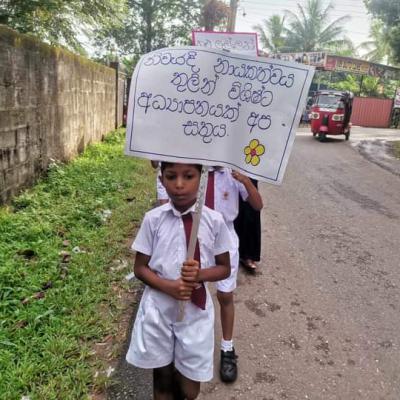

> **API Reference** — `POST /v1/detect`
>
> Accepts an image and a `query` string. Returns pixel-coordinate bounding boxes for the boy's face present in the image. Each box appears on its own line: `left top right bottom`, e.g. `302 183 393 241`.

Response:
161 164 201 212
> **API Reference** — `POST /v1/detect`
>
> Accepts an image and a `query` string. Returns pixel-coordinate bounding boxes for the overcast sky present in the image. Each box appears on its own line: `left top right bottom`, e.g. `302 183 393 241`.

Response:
235 0 373 50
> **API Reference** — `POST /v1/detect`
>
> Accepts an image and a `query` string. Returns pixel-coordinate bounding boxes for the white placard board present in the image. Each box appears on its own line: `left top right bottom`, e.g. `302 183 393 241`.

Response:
125 47 315 184
192 30 258 57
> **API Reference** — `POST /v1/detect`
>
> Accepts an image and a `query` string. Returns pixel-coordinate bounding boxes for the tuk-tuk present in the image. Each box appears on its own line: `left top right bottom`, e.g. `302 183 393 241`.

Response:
309 90 353 141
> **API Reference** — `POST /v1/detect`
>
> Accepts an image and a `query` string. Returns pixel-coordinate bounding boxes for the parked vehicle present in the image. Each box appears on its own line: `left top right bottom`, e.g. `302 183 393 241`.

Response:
309 90 353 141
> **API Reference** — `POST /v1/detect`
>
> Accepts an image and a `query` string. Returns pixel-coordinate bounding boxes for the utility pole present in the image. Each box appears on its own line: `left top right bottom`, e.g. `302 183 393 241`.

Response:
227 0 238 32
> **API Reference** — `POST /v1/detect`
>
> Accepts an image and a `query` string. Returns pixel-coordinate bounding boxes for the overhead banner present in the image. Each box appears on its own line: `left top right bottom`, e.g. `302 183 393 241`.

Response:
270 51 327 68
325 55 400 80
192 30 258 57
125 47 314 184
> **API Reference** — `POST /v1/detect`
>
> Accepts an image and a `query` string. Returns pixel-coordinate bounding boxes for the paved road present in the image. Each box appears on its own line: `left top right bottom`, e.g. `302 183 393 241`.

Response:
109 128 400 399
199 132 400 399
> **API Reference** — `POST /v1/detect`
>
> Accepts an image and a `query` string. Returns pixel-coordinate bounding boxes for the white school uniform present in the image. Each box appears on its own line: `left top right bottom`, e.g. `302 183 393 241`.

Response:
156 167 168 201
212 167 249 293
126 202 232 382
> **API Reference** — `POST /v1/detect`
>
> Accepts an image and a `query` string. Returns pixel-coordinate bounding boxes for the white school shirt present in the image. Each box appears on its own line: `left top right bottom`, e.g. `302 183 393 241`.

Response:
132 201 232 285
212 167 249 248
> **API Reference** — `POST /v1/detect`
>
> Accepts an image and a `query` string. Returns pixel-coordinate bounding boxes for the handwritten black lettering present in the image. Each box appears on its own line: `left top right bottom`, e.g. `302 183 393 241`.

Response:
143 50 200 73
247 112 272 134
170 72 219 96
213 58 295 88
228 81 273 107
183 120 227 143
137 91 241 123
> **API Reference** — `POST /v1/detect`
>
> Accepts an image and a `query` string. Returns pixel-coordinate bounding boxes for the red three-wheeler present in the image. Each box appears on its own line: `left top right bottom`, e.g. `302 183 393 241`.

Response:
309 90 353 141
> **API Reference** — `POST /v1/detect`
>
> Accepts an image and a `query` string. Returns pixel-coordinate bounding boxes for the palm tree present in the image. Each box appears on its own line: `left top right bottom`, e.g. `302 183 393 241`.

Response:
253 15 286 53
284 0 351 52
358 20 395 65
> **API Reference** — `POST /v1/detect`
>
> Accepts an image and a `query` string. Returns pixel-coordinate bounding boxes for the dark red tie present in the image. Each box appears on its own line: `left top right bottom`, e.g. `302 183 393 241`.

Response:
205 170 214 209
181 213 206 310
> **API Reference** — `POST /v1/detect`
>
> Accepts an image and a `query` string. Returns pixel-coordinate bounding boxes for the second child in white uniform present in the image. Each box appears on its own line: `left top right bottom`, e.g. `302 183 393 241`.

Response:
206 167 263 383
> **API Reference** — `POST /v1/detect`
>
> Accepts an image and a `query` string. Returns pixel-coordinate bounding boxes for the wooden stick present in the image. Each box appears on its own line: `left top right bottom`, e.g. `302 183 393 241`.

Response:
177 165 209 322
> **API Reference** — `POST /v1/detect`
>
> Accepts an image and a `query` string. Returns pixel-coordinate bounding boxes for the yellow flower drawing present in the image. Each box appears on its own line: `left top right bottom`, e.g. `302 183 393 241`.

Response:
244 139 265 166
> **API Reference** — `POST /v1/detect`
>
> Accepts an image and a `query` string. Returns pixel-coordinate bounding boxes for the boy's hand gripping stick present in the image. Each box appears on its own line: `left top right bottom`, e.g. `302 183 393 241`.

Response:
177 166 209 322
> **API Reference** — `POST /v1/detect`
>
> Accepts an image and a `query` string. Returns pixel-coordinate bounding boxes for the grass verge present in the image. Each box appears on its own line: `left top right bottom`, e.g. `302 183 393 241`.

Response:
391 140 400 159
0 129 155 400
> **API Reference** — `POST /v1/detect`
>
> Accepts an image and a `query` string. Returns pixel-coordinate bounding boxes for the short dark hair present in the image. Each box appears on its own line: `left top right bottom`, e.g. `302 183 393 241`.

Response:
160 162 202 173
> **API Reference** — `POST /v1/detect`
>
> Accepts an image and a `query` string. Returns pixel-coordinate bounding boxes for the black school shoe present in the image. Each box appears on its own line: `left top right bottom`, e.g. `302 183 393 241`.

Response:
220 348 238 382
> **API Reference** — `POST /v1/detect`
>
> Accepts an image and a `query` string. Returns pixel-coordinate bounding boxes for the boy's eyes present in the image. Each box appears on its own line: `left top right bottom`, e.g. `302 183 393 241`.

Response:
164 173 196 180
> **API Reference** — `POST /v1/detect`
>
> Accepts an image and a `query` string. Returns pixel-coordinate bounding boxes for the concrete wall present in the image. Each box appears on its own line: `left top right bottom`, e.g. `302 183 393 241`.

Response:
0 25 124 204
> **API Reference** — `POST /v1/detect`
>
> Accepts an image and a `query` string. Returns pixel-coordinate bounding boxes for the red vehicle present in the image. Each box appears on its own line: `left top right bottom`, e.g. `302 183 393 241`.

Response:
309 90 353 141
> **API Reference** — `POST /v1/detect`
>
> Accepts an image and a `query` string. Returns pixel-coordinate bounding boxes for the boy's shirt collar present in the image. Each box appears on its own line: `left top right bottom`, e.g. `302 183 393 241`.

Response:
168 201 196 217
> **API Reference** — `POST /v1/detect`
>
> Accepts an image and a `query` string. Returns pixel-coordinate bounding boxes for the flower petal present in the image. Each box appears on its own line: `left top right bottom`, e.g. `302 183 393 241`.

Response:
249 139 259 149
255 144 265 155
251 155 260 166
245 154 252 164
244 146 251 155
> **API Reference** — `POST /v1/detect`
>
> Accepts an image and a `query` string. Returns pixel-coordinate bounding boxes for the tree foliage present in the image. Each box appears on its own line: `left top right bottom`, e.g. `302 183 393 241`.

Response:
358 20 394 64
93 0 203 70
253 15 286 53
284 0 350 52
364 0 400 64
0 0 126 54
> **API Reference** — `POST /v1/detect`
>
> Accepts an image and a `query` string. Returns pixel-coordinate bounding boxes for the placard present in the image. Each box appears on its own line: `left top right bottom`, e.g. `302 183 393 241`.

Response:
192 30 258 57
125 47 315 184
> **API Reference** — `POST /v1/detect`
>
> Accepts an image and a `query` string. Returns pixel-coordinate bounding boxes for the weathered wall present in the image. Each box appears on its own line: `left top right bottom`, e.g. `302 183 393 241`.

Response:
0 25 124 203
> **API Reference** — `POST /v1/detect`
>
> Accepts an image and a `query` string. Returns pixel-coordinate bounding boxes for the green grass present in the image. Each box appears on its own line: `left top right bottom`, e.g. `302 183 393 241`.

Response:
391 141 400 159
0 129 155 400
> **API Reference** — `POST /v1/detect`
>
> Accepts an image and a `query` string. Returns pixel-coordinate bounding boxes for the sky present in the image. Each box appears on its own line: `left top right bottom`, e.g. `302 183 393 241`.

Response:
235 0 373 51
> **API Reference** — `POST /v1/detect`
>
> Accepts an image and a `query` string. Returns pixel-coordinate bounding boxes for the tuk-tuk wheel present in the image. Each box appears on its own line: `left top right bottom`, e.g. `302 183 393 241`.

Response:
319 133 326 142
345 133 350 141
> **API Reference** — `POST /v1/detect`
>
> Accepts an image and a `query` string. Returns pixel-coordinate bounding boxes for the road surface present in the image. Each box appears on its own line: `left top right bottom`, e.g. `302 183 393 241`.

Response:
199 133 400 399
108 129 400 399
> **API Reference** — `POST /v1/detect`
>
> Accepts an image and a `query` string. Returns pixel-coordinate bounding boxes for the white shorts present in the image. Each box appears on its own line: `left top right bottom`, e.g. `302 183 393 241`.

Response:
126 288 215 382
216 248 239 293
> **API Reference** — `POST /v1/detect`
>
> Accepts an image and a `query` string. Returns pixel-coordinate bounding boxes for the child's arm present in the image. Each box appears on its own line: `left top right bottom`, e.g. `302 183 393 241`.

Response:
181 252 231 283
231 171 263 210
134 252 196 300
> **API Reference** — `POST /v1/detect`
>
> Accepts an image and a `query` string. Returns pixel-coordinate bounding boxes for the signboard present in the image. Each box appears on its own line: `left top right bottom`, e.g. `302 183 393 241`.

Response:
270 51 326 68
325 55 400 80
394 88 400 109
125 47 314 184
192 30 258 57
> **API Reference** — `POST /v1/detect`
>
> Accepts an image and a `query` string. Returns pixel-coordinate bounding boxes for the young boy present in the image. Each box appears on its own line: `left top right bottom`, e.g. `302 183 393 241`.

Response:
206 167 263 383
126 162 232 399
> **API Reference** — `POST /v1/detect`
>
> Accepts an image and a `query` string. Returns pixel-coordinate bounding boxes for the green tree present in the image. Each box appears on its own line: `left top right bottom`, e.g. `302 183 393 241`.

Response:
284 0 351 52
364 0 400 64
358 20 394 65
0 0 126 54
253 15 286 53
93 0 202 71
